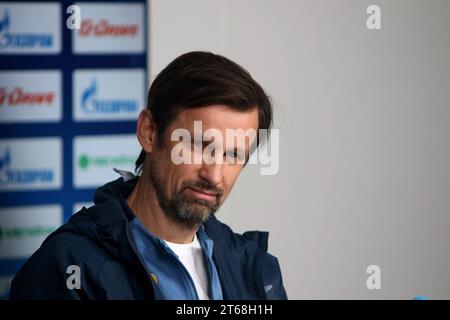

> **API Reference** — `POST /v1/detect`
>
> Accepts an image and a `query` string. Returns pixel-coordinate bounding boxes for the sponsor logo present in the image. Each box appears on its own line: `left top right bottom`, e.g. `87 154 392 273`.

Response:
0 86 54 106
79 19 138 37
0 70 61 123
0 9 53 49
73 135 140 188
73 69 144 121
72 3 144 54
0 147 53 185
0 224 56 241
81 79 138 114
78 153 135 170
0 138 62 191
0 205 62 259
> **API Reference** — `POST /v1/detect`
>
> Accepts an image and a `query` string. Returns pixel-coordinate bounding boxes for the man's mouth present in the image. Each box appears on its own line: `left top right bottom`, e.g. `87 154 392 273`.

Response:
186 186 219 202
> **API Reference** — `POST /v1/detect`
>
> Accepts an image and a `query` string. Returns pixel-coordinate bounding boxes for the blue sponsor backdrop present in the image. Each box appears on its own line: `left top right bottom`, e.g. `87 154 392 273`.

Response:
0 0 148 297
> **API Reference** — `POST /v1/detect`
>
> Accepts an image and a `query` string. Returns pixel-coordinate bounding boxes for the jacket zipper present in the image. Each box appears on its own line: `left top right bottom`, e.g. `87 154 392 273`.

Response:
125 224 164 300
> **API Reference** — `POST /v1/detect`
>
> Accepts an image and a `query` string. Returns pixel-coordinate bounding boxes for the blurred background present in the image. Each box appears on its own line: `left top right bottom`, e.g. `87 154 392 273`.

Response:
0 0 449 299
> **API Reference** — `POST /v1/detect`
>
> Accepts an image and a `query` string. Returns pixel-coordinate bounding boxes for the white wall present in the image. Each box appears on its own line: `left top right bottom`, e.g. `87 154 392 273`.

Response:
148 0 450 299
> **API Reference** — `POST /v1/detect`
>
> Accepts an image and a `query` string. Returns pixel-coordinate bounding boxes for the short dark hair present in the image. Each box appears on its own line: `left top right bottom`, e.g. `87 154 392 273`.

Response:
135 51 272 174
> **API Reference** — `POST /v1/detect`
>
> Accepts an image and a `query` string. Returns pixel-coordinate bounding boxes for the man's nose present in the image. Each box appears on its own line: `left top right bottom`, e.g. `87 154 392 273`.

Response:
199 161 223 187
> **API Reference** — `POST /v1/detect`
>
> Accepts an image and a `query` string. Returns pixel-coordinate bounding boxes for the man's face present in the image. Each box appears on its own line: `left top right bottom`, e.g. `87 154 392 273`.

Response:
146 104 259 229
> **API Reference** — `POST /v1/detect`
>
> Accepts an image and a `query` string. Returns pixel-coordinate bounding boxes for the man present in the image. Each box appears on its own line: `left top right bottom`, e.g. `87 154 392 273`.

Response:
10 51 287 300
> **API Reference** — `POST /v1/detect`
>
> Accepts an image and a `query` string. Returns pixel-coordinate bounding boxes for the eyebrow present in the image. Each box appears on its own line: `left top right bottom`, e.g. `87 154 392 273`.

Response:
226 146 249 164
190 136 248 159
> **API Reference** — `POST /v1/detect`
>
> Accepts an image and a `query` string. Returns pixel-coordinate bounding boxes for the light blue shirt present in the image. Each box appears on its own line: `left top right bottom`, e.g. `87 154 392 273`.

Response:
129 216 223 300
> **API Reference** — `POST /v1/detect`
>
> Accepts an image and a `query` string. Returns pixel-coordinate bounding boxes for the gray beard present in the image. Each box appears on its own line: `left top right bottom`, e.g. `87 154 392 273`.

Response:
148 159 221 230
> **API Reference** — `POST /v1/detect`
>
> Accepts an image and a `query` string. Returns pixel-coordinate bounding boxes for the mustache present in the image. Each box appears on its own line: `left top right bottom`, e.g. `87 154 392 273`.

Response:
183 180 224 197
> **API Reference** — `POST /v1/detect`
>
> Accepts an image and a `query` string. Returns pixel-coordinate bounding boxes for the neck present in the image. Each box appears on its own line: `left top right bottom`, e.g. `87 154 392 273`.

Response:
126 175 197 244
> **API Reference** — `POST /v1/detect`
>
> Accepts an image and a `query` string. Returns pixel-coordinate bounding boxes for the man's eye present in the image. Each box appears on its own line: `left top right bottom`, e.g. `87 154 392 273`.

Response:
225 151 245 162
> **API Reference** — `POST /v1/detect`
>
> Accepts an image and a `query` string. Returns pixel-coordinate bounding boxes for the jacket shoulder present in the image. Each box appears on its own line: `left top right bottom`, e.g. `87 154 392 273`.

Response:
204 216 288 299
204 215 269 251
9 217 110 300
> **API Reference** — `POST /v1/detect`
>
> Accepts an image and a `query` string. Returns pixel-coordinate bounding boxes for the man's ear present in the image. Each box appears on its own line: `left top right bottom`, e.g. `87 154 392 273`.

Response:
137 109 157 153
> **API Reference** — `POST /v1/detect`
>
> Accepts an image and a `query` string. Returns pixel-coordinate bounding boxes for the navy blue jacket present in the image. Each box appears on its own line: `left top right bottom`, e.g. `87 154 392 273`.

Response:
10 175 288 300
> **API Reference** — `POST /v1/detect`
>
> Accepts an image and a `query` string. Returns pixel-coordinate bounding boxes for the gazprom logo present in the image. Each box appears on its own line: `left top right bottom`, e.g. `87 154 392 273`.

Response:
0 146 54 185
81 79 138 114
0 9 53 49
